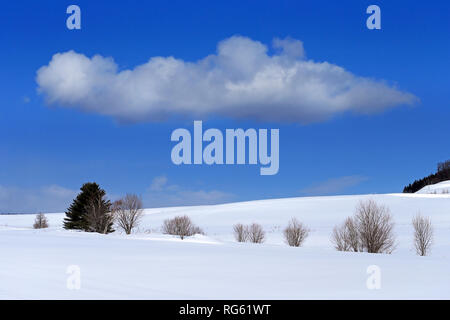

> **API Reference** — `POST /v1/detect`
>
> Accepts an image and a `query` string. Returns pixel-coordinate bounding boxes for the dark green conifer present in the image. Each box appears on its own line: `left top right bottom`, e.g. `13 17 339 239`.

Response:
64 182 113 233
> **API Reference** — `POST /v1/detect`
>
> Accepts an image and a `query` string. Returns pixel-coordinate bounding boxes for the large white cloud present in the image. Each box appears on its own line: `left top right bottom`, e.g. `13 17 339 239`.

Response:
36 36 418 123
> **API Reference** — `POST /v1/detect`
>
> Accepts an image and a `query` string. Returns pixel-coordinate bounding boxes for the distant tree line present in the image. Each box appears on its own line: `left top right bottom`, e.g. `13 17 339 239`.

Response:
403 160 450 193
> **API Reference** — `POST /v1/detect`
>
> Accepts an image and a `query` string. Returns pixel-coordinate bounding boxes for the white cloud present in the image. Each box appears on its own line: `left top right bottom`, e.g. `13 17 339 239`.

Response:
300 175 368 196
149 175 168 191
36 36 418 123
0 185 78 213
144 176 235 207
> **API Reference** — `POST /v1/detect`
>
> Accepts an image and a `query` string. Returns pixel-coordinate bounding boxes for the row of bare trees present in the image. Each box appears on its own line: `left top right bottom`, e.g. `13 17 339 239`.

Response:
331 200 434 256
230 200 433 255
34 196 435 256
32 192 205 240
233 218 310 247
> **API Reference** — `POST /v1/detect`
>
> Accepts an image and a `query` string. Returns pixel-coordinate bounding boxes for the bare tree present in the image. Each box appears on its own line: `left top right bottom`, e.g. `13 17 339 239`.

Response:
354 200 396 254
33 213 49 229
233 223 248 242
112 194 144 234
85 195 114 234
248 223 265 243
412 214 433 256
162 215 204 240
331 217 360 252
331 200 396 254
284 218 309 247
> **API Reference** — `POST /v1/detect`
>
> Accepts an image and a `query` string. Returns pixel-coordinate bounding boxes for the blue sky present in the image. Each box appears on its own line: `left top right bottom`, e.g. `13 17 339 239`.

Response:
1 0 449 212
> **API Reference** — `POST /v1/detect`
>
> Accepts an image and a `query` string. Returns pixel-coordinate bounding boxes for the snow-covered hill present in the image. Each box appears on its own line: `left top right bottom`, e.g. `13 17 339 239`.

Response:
416 180 450 194
1 193 449 299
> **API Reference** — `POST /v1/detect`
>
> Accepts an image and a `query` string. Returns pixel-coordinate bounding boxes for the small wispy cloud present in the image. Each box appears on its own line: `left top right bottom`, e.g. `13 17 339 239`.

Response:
144 175 235 207
300 175 368 196
0 184 78 213
149 175 169 191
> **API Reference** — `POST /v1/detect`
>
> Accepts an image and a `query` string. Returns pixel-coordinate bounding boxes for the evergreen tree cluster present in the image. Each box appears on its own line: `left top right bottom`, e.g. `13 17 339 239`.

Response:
64 182 114 234
403 160 450 193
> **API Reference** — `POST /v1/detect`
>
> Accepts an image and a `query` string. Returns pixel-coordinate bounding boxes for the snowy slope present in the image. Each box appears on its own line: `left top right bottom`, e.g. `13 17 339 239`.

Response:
1 193 450 299
416 180 450 194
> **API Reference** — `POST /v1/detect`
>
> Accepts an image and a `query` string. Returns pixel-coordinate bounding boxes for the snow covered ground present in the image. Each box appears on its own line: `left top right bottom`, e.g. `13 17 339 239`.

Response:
1 191 450 299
